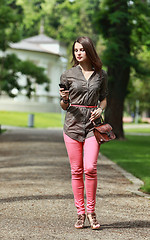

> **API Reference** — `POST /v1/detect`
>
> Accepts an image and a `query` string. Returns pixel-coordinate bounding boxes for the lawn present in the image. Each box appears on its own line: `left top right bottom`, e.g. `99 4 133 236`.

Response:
100 135 150 194
125 128 150 133
0 111 63 128
0 111 150 194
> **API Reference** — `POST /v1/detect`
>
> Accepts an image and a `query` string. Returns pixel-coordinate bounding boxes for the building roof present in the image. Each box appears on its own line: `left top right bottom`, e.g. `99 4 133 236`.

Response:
9 34 66 56
22 34 58 44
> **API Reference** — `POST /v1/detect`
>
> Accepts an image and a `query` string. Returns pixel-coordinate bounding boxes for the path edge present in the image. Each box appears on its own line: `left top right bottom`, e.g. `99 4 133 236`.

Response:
100 154 150 199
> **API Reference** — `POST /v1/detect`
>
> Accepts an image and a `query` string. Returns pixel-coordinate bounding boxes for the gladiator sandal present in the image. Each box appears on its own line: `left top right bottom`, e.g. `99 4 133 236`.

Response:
87 212 100 230
74 214 86 229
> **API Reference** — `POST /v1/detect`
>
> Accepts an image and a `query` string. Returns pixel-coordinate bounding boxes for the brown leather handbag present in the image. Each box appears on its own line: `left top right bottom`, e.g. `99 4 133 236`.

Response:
93 117 116 144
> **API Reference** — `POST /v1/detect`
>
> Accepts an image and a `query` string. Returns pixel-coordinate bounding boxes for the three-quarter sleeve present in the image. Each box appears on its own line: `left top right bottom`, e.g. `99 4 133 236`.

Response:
99 70 108 102
60 72 69 89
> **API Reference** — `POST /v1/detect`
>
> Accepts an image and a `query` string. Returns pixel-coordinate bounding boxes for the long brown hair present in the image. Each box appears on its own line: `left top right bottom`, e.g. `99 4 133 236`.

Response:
72 36 102 73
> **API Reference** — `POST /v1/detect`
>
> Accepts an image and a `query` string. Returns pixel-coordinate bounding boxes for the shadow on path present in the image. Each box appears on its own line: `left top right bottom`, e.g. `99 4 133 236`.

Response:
102 220 150 229
0 194 74 203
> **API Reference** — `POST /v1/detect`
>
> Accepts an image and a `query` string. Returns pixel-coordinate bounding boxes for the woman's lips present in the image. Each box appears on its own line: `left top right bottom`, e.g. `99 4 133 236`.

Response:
77 57 82 60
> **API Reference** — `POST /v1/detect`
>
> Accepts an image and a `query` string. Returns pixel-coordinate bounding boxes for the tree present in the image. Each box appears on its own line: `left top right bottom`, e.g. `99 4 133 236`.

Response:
16 0 45 37
0 0 50 98
95 0 150 138
126 45 150 116
17 0 100 44
0 54 50 98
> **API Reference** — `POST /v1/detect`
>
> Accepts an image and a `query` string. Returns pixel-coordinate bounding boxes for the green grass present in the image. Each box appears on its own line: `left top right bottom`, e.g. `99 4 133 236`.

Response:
0 111 63 128
100 135 150 194
125 128 150 133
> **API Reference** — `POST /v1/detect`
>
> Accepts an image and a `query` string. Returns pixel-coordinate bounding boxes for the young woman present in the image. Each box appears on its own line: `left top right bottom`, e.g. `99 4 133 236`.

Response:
59 36 108 230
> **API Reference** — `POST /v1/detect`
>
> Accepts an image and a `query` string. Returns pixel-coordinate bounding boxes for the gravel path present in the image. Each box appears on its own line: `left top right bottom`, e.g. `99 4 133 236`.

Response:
0 128 149 240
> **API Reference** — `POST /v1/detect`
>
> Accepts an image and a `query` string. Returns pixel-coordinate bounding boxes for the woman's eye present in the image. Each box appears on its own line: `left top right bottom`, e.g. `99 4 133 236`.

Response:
74 48 85 52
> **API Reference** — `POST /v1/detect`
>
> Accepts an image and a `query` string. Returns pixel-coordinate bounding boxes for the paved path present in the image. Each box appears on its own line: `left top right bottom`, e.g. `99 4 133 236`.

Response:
0 128 150 240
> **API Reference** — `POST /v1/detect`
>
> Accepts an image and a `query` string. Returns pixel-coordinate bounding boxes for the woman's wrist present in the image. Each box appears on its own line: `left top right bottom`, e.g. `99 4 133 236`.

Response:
99 106 104 113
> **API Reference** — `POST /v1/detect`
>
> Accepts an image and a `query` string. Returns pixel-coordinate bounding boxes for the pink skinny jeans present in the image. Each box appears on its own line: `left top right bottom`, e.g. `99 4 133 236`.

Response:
63 133 100 214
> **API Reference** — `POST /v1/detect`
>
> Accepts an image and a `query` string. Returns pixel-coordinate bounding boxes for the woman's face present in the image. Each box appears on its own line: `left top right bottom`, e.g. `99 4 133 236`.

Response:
74 42 88 63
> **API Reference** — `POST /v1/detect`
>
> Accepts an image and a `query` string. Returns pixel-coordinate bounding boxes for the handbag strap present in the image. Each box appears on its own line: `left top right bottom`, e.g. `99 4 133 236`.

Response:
92 115 104 127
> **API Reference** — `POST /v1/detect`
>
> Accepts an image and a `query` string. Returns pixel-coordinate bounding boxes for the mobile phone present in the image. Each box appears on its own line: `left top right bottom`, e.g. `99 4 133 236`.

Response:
59 84 68 90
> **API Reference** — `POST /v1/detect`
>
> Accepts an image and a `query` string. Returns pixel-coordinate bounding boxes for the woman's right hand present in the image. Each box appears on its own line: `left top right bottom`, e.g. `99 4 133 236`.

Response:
59 88 69 100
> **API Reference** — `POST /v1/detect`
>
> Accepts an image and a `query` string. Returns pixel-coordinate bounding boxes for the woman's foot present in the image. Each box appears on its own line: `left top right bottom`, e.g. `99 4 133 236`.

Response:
75 214 86 229
87 212 100 230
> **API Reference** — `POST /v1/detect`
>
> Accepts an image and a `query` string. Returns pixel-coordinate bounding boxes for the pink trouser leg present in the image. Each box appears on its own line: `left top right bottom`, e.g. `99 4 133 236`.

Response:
64 133 85 214
83 136 100 213
63 133 100 214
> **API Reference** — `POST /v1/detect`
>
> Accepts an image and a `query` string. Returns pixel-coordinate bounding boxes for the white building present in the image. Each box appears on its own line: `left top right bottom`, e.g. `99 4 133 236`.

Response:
0 34 67 112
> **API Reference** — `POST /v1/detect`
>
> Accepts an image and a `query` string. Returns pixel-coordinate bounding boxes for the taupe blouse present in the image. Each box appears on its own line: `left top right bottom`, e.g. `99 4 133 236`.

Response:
60 65 108 142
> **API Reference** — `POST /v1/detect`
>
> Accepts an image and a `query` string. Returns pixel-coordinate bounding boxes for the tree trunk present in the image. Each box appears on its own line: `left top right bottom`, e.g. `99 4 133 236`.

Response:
105 93 125 139
105 65 130 139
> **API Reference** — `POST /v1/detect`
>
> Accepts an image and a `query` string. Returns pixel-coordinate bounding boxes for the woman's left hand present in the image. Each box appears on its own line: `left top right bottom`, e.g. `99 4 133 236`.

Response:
90 108 103 122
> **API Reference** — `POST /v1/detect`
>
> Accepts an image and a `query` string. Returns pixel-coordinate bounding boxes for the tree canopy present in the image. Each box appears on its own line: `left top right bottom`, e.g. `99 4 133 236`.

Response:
0 0 50 98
